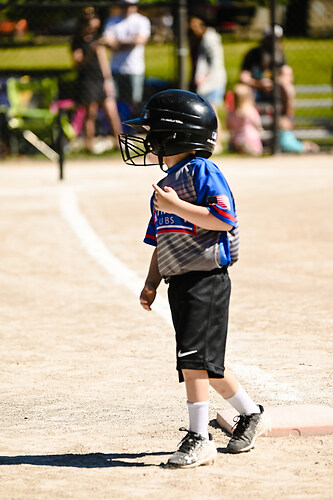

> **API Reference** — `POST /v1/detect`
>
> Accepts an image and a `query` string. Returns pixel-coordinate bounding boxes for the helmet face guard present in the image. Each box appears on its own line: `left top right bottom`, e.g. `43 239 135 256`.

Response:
119 134 157 166
118 132 179 167
119 89 218 167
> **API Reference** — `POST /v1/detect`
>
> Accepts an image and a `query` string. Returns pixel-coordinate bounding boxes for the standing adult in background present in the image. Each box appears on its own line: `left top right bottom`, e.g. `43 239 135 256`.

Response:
189 15 227 154
72 7 122 153
240 25 295 118
100 0 151 117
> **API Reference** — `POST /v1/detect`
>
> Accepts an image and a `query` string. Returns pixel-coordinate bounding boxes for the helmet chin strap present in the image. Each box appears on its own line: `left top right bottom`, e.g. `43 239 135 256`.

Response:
158 156 168 172
157 133 177 172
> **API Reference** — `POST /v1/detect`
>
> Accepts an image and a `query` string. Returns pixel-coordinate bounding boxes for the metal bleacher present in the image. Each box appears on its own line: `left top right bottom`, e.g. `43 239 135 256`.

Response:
293 84 333 141
257 84 333 148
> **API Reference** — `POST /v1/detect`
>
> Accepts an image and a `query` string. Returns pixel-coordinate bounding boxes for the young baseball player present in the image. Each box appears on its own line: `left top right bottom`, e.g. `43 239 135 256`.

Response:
119 89 269 468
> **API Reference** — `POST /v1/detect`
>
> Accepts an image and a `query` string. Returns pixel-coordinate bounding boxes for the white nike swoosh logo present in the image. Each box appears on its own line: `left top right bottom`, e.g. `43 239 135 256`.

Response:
178 349 198 358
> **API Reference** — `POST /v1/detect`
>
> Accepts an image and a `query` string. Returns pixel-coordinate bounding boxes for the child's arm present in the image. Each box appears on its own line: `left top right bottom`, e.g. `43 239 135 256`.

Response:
251 107 263 131
140 248 162 311
152 184 233 232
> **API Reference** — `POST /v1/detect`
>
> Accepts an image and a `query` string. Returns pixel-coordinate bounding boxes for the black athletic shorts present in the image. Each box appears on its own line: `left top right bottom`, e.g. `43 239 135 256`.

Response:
167 267 231 383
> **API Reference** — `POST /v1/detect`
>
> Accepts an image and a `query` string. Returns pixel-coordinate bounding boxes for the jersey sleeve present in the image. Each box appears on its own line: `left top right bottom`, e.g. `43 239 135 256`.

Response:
143 194 157 246
193 159 237 228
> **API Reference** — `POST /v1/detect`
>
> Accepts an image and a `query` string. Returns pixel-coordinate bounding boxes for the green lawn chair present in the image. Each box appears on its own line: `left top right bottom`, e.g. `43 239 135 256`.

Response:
6 76 71 159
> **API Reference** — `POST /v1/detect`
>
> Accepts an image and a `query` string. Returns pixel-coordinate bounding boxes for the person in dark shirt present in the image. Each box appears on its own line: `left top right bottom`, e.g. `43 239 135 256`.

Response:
72 7 122 152
240 25 295 117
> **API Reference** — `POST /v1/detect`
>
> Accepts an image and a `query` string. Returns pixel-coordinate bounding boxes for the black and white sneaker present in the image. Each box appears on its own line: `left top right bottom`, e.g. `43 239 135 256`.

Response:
226 405 271 454
167 428 217 468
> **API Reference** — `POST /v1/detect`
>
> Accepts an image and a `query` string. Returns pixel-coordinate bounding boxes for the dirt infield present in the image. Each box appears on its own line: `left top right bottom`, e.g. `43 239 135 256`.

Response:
0 153 332 499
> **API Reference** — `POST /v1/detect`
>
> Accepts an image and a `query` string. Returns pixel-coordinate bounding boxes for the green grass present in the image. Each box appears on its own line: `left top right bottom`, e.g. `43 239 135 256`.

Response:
1 38 332 86
1 38 332 124
0 42 177 75
0 44 73 71
145 43 177 81
283 38 333 85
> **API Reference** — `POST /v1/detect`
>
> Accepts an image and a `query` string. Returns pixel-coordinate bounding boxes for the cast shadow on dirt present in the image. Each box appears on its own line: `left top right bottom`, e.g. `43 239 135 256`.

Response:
0 451 170 468
0 422 231 468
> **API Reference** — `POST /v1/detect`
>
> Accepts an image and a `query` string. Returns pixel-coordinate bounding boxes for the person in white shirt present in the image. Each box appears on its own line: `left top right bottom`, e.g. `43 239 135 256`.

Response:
189 15 227 154
100 0 151 115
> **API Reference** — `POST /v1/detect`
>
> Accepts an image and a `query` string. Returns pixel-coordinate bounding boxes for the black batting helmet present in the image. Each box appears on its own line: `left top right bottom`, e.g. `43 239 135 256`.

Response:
119 89 218 167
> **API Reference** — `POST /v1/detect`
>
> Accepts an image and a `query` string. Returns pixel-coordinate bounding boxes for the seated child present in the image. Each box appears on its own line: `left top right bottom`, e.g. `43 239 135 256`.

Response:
226 83 263 156
279 115 320 153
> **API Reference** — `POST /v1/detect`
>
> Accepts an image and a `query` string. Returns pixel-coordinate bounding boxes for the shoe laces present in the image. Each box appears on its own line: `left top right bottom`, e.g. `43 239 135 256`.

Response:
177 427 202 453
231 414 251 437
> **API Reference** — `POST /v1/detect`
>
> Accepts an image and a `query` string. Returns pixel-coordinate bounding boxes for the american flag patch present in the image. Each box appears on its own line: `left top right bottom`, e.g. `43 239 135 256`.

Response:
207 194 231 211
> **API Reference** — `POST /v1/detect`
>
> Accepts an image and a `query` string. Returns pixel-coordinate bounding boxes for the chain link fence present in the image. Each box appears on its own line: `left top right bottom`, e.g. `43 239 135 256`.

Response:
0 0 332 167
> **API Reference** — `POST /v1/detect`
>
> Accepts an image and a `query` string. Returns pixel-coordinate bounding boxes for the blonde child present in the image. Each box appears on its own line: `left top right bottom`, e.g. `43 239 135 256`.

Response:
226 83 263 156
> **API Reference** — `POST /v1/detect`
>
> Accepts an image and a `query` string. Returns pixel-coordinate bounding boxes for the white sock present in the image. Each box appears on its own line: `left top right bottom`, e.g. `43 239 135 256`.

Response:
187 401 209 439
225 385 260 415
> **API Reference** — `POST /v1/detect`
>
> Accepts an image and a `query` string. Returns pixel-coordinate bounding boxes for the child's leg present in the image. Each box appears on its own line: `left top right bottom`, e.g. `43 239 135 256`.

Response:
166 368 217 468
183 369 209 402
210 369 269 454
210 368 260 415
183 369 210 439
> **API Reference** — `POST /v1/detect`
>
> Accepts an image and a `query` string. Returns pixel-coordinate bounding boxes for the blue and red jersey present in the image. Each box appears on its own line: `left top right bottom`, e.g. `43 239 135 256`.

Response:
144 155 239 277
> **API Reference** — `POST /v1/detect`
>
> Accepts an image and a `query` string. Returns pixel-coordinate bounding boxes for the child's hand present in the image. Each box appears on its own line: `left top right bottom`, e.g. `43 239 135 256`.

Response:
153 184 180 213
140 283 157 311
